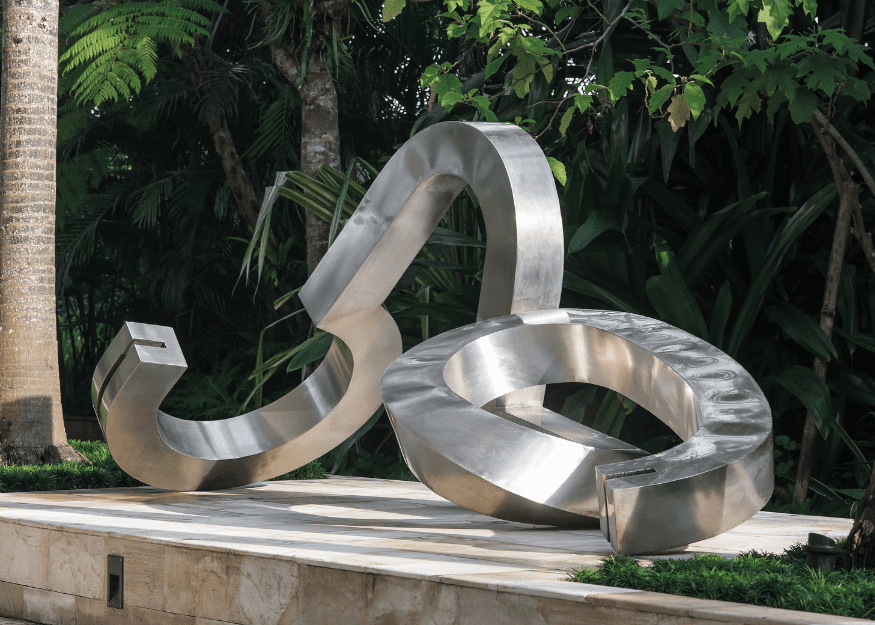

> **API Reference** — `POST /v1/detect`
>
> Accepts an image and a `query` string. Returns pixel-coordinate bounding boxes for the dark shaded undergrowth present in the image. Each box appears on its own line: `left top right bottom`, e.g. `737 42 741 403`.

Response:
568 546 875 620
0 439 325 492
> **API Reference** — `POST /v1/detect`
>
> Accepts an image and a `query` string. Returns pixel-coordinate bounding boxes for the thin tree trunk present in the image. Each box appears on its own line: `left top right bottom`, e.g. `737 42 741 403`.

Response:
792 116 859 504
183 47 306 336
300 54 340 273
805 110 875 571
183 50 261 231
207 114 261 231
269 42 341 273
0 0 85 465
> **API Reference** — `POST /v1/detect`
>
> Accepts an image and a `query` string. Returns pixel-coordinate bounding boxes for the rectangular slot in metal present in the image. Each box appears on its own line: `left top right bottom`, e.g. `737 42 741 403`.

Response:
107 554 124 609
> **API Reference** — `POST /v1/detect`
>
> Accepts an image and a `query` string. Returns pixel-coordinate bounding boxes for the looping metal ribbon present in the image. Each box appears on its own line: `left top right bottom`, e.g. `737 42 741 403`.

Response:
91 121 772 554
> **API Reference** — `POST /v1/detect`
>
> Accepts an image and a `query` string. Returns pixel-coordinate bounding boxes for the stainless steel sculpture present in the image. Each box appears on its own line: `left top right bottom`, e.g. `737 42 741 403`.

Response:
91 121 565 491
91 120 772 555
380 309 773 555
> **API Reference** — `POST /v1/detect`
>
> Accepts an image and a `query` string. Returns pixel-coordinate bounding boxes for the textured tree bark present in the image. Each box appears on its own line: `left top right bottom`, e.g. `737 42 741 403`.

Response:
268 39 341 274
207 114 261 231
299 55 341 273
0 0 85 465
792 117 858 505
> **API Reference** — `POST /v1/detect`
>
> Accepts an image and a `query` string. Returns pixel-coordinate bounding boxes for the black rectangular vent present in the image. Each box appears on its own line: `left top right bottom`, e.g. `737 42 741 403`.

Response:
107 554 124 609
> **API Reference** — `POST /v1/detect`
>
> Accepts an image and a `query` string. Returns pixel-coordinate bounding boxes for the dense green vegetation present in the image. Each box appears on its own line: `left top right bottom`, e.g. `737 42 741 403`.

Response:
569 546 875 619
39 0 875 513
0 441 325 492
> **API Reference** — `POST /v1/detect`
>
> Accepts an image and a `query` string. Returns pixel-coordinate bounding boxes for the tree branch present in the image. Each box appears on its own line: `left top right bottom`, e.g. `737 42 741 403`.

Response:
813 109 875 276
793 116 859 506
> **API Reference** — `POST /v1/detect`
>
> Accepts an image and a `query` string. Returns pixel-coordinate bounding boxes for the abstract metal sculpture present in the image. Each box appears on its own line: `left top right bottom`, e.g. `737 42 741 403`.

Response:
380 309 773 555
90 120 773 554
91 121 565 491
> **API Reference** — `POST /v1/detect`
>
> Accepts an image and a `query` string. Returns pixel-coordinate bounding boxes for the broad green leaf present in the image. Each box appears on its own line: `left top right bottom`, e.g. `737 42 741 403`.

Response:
540 58 554 82
559 107 575 136
830 419 870 467
646 275 708 338
676 192 766 279
382 0 405 21
735 91 763 127
555 4 578 22
655 118 683 184
563 272 643 314
439 91 466 109
772 365 834 438
833 328 875 354
758 0 791 39
568 210 616 253
514 0 543 15
656 0 683 20
574 93 593 112
652 66 677 85
641 179 700 232
765 302 837 361
707 8 748 38
286 333 334 373
709 281 732 350
787 88 818 123
484 54 507 79
653 237 708 338
684 82 706 120
511 52 537 98
470 95 499 121
726 184 837 358
477 0 511 37
561 385 598 423
828 365 875 406
648 84 674 113
834 489 866 500
547 157 567 186
607 72 635 103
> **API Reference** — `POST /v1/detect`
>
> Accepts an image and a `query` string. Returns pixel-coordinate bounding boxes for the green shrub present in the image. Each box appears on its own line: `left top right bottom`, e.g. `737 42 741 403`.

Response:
0 440 325 492
568 545 875 619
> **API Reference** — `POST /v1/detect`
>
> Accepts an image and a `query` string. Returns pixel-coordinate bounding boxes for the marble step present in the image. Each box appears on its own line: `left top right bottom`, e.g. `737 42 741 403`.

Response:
0 476 863 625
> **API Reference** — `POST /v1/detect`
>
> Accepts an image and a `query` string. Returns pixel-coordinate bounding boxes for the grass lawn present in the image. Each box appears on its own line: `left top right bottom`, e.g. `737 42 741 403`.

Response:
0 439 326 492
569 546 875 620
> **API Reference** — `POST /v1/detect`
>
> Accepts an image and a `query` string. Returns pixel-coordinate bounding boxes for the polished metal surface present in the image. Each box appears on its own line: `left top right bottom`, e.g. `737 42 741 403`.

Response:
380 309 773 555
90 121 565 491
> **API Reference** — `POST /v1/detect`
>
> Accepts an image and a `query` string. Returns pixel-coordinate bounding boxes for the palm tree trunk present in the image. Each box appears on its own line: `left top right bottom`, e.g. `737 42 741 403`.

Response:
0 0 85 465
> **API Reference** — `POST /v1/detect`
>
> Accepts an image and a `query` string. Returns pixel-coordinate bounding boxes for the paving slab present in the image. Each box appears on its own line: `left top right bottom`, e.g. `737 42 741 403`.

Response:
0 476 863 624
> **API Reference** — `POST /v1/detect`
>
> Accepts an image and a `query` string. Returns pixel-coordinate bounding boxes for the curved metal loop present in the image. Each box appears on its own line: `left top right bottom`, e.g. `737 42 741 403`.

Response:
90 121 566 491
380 309 774 555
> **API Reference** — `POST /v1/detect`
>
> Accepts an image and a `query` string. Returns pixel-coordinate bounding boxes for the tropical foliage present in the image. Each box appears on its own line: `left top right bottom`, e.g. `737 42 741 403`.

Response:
44 0 875 513
569 548 875 619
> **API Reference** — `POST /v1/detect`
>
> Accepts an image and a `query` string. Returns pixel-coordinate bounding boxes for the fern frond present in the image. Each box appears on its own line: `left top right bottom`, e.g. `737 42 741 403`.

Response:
61 0 225 107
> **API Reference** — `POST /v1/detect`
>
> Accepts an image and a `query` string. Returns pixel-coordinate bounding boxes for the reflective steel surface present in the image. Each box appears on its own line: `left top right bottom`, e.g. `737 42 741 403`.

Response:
380 309 773 555
90 121 565 491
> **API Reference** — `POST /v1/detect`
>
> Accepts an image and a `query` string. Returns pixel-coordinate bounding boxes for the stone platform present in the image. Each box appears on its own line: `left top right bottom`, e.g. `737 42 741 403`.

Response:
0 476 864 624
